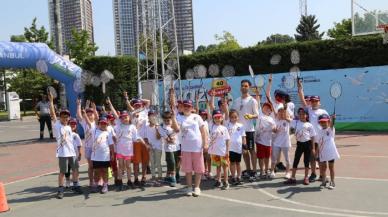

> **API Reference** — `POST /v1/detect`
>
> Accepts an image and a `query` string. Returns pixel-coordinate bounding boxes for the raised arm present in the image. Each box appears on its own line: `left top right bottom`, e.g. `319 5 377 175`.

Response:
91 101 99 120
76 98 83 121
106 98 118 119
82 109 92 128
48 92 57 122
265 74 273 103
209 89 215 111
124 91 134 112
297 78 307 107
141 98 151 109
171 109 180 133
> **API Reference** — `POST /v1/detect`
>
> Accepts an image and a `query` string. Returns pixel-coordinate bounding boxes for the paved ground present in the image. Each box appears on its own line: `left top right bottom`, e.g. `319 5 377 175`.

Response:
0 116 48 145
1 133 388 217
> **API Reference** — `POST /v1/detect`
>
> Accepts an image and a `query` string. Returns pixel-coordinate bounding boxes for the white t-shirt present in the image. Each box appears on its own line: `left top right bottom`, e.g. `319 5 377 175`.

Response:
178 113 205 152
291 120 316 143
53 120 76 157
91 128 114 161
208 124 230 156
232 96 259 132
72 132 82 157
308 107 329 134
80 120 96 149
225 121 245 154
158 124 180 152
144 124 163 150
272 100 295 119
176 113 184 145
255 115 276 147
272 119 291 148
132 109 149 138
114 124 139 156
316 127 340 162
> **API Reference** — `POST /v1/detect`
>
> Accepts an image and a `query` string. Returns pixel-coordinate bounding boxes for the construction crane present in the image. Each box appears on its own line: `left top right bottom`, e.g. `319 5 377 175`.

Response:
299 0 307 16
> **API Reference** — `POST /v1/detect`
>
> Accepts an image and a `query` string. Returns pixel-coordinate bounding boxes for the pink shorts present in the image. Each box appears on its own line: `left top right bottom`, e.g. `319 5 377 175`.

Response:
116 153 132 161
181 151 205 174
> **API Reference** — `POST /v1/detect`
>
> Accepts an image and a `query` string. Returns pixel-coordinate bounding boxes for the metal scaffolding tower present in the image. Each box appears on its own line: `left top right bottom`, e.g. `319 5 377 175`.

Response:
136 0 182 111
299 0 307 16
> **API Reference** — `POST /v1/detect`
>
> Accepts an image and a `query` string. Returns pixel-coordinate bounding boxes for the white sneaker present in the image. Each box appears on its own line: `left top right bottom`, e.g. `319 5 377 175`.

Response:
285 172 291 179
184 187 193 196
270 171 276 179
65 179 71 188
328 181 336 190
193 187 201 197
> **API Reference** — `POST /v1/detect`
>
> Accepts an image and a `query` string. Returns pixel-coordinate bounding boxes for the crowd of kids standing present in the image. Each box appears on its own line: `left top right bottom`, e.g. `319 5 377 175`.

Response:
47 75 340 199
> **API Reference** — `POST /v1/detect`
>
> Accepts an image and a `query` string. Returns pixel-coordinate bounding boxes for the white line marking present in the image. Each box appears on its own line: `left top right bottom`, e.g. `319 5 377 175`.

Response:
200 192 368 217
294 174 388 182
341 154 388 159
257 188 388 216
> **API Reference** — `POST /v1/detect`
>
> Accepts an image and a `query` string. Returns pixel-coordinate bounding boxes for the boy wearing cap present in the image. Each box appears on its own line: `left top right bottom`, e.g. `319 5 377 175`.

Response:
48 92 81 199
64 119 83 189
316 114 340 189
232 80 259 181
178 99 208 197
298 79 329 182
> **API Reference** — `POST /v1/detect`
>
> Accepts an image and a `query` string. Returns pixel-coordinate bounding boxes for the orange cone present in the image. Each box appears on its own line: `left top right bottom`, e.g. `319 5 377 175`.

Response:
0 182 10 213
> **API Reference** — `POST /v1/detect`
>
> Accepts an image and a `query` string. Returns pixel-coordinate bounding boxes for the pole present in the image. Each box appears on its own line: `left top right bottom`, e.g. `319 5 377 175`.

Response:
351 0 355 35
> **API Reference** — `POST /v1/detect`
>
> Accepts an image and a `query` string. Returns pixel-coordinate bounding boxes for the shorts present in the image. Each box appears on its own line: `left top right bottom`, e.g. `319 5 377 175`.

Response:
133 141 149 164
244 131 255 150
256 143 271 159
84 147 92 159
272 146 290 166
58 156 78 174
229 151 242 163
116 153 132 161
92 161 111 168
317 158 335 163
181 151 205 174
211 155 229 167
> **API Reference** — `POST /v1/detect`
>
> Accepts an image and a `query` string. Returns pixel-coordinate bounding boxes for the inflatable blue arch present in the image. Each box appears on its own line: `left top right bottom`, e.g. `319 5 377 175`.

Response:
0 42 83 117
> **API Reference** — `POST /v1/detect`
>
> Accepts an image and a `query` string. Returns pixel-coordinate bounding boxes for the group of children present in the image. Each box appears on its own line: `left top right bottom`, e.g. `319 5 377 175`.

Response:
50 74 340 199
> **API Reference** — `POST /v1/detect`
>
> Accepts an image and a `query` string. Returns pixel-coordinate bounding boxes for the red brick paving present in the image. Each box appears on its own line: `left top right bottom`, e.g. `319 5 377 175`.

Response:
0 133 387 184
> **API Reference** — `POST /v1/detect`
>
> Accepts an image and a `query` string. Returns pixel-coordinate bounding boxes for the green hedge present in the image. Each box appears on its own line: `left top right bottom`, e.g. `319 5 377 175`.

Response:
179 35 388 77
82 56 137 110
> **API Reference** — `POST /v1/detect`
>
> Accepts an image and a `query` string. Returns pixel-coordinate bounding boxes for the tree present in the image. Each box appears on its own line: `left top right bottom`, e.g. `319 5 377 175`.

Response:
295 15 325 41
66 28 98 65
259 34 295 45
10 35 26 42
24 18 54 48
195 45 207 53
327 19 352 39
214 31 241 51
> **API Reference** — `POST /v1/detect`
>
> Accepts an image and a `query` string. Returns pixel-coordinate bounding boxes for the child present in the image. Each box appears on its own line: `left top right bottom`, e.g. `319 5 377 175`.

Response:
317 114 340 189
208 110 231 190
285 108 316 185
198 109 211 180
144 110 163 182
48 93 81 199
224 109 246 185
270 104 292 179
255 102 276 179
65 118 83 191
77 99 97 187
298 79 329 182
84 115 114 194
114 111 143 191
158 111 180 187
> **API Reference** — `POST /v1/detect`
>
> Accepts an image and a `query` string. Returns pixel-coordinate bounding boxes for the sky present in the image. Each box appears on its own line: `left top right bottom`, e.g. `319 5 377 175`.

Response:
0 0 377 56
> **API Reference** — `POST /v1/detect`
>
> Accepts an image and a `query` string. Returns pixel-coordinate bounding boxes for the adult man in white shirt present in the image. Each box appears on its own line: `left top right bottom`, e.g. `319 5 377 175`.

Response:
232 80 259 180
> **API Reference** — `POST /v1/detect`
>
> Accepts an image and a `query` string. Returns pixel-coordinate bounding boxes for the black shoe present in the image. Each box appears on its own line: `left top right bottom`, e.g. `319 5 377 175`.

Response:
116 180 123 191
134 179 140 187
214 181 222 188
56 190 64 199
127 181 134 189
276 162 286 171
309 173 317 182
231 178 237 185
140 179 146 187
235 178 242 185
72 186 83 194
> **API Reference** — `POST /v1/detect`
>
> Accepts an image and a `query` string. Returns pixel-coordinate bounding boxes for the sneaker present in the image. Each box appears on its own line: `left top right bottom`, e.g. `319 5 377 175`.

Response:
170 177 177 187
255 172 261 179
214 180 222 188
72 186 83 194
309 173 317 182
269 171 276 179
285 172 291 179
140 178 146 187
303 177 310 185
193 187 201 197
231 178 237 185
248 176 256 182
101 184 108 194
127 180 134 189
235 177 242 185
320 181 327 189
91 185 99 193
276 162 286 171
221 182 230 190
65 179 71 188
284 178 296 185
328 181 335 190
184 187 193 196
134 179 140 187
241 170 249 178
56 187 64 199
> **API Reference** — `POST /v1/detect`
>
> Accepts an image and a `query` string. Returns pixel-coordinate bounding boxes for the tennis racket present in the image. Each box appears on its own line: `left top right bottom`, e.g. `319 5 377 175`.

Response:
270 54 281 65
330 82 342 115
208 64 220 77
290 49 300 65
47 86 57 99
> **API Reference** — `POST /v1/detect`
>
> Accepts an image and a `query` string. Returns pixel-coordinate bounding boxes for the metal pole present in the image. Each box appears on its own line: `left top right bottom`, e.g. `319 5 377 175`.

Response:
170 0 182 100
136 0 142 98
351 0 355 35
157 0 167 109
